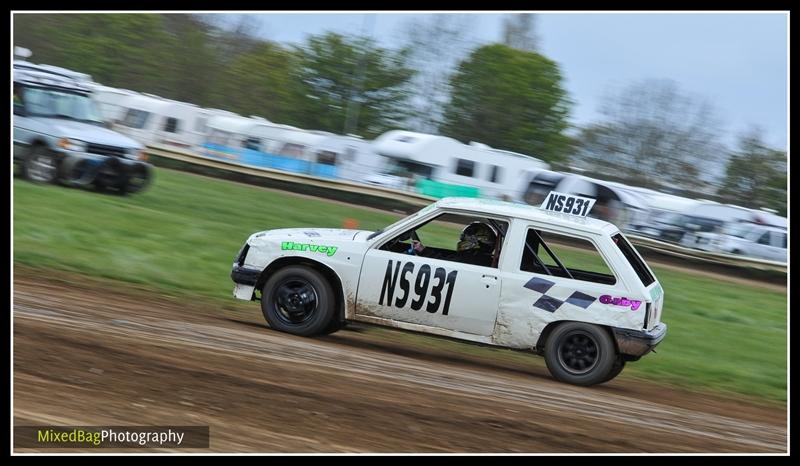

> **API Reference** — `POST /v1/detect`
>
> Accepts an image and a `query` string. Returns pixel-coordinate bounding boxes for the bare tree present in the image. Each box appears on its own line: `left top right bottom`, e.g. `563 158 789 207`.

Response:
575 79 726 192
398 14 476 133
501 14 540 53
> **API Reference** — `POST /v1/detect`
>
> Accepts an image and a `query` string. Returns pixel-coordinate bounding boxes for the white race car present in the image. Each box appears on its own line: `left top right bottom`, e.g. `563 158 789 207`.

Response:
231 193 667 386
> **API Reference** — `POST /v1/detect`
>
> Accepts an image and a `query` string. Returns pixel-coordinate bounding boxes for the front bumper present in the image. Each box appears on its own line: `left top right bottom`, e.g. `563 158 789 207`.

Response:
231 263 261 286
58 149 153 192
612 323 667 358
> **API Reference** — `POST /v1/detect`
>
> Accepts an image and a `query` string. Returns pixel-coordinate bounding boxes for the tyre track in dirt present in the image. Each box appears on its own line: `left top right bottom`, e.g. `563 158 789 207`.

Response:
13 277 786 453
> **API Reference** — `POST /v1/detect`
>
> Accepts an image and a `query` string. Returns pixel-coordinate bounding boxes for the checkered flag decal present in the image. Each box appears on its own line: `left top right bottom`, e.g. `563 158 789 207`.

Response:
523 277 596 313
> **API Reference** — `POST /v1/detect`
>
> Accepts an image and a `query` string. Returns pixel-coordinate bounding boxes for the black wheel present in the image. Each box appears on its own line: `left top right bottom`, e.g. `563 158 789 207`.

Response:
320 317 347 335
94 158 124 194
599 356 626 384
22 146 59 184
125 164 151 194
544 322 617 386
261 265 336 337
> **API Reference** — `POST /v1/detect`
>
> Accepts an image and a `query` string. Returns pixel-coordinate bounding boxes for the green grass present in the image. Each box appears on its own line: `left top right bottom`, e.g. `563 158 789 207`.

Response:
13 169 787 403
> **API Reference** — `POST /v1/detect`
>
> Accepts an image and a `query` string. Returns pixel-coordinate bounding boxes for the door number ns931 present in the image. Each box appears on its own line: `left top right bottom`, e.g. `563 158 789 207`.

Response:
379 260 458 315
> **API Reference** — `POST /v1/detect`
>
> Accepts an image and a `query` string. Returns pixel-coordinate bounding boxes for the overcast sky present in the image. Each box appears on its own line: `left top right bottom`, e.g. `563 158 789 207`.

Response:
215 12 788 151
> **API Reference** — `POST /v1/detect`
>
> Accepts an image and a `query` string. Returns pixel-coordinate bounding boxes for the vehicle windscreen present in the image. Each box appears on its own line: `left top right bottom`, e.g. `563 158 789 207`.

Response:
612 233 655 286
658 212 685 227
23 86 104 125
367 203 436 240
121 109 151 129
683 215 723 232
723 223 756 238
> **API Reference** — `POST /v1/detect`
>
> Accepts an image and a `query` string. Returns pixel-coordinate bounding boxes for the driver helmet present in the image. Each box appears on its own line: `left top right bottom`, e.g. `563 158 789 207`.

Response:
457 222 498 253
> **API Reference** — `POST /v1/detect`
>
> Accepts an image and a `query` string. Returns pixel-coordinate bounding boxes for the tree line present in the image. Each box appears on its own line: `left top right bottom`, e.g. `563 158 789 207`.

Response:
13 13 786 214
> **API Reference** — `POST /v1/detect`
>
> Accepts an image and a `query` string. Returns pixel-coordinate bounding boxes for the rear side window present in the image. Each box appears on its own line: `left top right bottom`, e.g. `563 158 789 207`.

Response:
613 233 655 286
521 229 616 285
488 165 502 183
455 159 475 177
163 117 179 133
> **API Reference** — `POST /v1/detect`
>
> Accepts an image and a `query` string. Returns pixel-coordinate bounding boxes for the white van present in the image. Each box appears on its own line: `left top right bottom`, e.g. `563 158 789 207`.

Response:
708 223 787 263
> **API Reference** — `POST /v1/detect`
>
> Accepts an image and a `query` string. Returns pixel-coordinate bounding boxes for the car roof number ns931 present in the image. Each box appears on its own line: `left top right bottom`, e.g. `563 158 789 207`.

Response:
540 191 596 217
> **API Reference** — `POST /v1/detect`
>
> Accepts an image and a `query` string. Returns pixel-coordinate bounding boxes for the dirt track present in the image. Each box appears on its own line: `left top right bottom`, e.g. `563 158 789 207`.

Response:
13 272 787 453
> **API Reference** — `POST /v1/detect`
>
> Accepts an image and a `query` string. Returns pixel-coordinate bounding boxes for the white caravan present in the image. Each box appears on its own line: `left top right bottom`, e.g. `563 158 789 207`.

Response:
310 134 387 183
88 84 141 123
203 117 353 178
114 94 213 149
371 130 550 200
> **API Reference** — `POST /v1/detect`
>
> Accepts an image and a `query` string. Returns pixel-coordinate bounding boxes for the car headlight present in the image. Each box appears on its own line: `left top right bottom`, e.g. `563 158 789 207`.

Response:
57 138 87 152
129 148 148 161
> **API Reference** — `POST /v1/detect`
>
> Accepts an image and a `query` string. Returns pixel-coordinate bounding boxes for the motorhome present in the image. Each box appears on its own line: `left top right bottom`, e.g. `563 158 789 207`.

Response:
547 174 651 231
371 130 550 200
620 189 702 240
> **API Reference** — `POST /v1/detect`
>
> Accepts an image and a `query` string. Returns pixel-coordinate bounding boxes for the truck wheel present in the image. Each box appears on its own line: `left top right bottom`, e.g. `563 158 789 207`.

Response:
261 265 336 337
23 146 59 184
125 164 151 194
544 322 617 386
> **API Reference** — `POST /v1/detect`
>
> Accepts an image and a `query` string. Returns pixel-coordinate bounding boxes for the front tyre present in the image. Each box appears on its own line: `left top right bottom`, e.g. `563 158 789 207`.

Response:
544 322 617 386
261 265 336 337
23 146 59 184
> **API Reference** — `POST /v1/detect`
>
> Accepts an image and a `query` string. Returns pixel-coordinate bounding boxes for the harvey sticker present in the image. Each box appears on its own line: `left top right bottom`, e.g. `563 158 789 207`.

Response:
281 241 338 257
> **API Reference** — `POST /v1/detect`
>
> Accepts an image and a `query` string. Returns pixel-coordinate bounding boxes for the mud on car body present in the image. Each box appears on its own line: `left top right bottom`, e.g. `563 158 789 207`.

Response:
13 61 152 194
231 193 667 386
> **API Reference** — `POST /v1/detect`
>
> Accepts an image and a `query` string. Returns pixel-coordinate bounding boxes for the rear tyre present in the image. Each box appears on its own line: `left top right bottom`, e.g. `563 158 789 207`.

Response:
261 265 336 337
22 146 59 184
599 356 626 384
544 322 617 386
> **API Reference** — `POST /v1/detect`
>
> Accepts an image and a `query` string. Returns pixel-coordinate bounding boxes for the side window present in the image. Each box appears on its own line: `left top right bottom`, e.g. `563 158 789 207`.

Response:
757 231 771 245
520 228 617 285
613 233 655 286
780 233 787 249
317 150 337 166
243 137 261 151
278 143 306 158
207 129 229 146
14 83 25 109
163 117 179 133
380 213 508 269
454 159 475 177
194 117 208 133
488 165 502 183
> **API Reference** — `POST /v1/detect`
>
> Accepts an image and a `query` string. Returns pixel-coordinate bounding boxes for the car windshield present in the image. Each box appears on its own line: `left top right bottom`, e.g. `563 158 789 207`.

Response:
22 86 104 124
367 203 437 240
658 212 685 226
723 223 756 238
